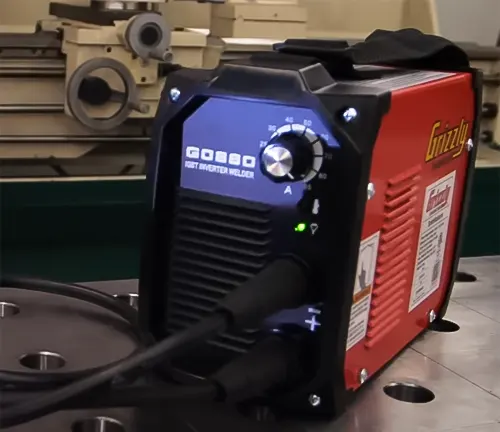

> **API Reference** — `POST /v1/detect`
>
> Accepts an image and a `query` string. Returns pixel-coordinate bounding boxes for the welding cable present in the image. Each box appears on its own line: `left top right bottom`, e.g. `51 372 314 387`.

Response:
1 335 301 410
0 259 308 429
0 276 153 390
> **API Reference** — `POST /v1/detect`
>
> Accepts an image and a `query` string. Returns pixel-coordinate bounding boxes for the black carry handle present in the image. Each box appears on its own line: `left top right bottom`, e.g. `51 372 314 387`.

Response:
274 28 470 74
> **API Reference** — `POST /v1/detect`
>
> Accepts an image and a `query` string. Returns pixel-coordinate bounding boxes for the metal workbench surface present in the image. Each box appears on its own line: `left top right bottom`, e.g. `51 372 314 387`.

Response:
1 256 500 432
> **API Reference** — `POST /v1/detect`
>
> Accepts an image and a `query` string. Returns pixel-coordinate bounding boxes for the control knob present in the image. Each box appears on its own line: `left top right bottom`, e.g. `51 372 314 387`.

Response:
261 128 321 182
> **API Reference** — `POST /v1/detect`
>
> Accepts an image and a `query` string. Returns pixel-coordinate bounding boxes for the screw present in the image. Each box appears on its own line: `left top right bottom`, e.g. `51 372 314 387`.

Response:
342 107 358 123
466 139 474 151
308 394 321 407
367 182 376 200
169 87 181 102
429 309 436 323
359 368 369 384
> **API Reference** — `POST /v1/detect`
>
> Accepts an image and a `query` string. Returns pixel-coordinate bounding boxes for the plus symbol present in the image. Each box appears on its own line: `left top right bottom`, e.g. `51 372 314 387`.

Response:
305 315 321 331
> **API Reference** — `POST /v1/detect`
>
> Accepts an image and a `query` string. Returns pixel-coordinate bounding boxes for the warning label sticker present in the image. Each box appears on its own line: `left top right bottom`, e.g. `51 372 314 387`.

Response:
346 231 380 351
409 171 456 312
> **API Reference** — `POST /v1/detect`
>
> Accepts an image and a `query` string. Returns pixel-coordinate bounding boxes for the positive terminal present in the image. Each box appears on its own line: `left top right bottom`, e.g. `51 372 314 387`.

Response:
169 87 181 102
359 368 369 384
342 107 358 123
308 394 321 407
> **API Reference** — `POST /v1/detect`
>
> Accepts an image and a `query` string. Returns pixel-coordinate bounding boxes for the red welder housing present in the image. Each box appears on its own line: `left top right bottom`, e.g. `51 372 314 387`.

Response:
344 72 475 390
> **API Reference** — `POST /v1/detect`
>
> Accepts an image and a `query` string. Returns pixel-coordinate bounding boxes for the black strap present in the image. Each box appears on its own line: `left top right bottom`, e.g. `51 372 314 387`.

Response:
273 29 470 75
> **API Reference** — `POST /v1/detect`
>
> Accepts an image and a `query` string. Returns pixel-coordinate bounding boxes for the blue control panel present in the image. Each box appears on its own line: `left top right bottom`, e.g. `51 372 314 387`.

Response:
181 98 339 205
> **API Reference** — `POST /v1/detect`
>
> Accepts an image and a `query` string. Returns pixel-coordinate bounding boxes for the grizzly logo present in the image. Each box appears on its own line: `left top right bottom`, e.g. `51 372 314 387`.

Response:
425 119 469 163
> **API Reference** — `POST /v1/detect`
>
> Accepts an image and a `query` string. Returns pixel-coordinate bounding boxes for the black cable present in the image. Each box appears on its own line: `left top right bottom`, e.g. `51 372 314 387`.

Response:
2 335 301 409
1 314 227 428
1 258 308 429
0 276 153 391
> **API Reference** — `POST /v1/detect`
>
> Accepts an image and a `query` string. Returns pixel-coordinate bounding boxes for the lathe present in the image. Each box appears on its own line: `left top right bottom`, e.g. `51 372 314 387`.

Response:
0 0 208 177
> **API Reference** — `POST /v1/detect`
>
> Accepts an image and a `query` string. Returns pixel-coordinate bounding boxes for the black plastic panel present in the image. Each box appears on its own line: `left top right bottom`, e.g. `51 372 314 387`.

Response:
166 190 272 353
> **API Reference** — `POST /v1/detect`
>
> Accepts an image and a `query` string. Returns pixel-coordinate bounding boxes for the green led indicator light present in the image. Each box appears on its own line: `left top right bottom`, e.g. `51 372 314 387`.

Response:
294 223 307 232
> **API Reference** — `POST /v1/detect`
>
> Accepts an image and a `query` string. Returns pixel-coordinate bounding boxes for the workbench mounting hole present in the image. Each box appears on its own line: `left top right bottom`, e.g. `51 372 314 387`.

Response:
114 293 139 309
72 417 126 432
429 319 460 333
19 351 66 371
383 382 435 403
456 272 477 282
0 302 20 318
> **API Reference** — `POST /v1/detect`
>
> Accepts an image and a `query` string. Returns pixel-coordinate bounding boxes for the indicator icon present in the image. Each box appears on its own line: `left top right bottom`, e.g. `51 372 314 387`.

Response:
312 199 320 215
305 307 322 331
310 223 319 235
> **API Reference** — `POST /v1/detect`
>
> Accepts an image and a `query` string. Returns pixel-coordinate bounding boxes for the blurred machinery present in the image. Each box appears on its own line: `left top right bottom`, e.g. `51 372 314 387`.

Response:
161 0 307 66
471 34 500 155
1 0 499 178
0 0 207 177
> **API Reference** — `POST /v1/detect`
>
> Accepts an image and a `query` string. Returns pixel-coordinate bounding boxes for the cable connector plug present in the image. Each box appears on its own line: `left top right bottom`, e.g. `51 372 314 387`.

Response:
211 335 301 402
217 259 309 329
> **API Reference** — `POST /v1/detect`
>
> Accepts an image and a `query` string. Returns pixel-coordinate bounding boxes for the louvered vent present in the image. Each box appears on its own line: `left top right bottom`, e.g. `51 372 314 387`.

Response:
365 165 422 349
166 191 272 353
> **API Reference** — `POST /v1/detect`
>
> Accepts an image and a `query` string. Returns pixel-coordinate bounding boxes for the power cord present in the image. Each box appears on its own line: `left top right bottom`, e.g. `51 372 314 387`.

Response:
0 258 309 429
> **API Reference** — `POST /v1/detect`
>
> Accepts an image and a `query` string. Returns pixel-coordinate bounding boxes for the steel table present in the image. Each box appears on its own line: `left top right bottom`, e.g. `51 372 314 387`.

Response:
1 257 499 432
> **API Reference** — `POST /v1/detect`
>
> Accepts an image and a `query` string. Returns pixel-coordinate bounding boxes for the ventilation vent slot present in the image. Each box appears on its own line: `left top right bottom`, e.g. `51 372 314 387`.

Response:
166 191 272 353
365 166 422 349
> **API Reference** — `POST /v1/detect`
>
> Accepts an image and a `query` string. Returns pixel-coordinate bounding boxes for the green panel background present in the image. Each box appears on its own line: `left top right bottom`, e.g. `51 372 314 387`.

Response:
463 167 500 257
1 168 498 282
0 180 146 282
